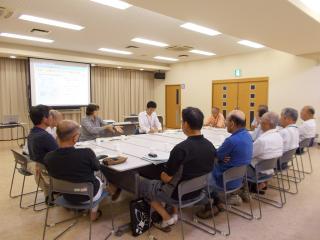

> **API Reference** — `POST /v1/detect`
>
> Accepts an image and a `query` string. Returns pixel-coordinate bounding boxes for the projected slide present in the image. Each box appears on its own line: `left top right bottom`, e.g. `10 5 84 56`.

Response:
29 58 90 107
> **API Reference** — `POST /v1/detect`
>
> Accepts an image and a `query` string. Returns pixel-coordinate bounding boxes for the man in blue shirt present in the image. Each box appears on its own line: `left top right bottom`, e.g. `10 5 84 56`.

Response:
27 105 58 204
197 110 253 218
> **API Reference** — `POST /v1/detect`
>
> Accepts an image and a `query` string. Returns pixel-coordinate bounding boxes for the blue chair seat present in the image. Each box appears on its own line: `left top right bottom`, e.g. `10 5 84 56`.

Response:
54 191 108 210
247 174 273 183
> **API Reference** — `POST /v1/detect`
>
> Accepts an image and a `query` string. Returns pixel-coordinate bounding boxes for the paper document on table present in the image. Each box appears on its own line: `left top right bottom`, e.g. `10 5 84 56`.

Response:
142 152 170 165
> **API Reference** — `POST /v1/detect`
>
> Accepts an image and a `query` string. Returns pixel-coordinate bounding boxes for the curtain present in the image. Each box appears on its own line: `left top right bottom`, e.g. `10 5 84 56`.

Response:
91 67 155 121
0 58 155 140
0 58 30 140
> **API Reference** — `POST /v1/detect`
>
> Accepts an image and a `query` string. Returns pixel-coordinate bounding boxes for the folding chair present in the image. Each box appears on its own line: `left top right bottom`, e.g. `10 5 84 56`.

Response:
247 158 284 220
272 149 299 195
33 162 49 211
42 177 114 240
297 138 313 175
215 165 254 236
148 174 216 240
9 150 39 209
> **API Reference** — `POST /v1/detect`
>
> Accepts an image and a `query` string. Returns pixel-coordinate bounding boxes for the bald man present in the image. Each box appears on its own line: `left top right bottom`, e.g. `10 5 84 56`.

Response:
197 110 253 219
44 120 103 221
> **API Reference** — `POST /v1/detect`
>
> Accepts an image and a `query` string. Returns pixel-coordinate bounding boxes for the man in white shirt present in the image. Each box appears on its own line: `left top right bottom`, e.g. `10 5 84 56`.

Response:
46 110 63 139
247 112 283 193
138 101 162 134
279 107 300 153
250 105 268 141
298 106 316 141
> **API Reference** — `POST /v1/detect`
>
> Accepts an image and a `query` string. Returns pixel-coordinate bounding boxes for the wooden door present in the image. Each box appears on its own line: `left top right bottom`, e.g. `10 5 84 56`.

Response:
165 85 181 129
238 79 268 128
212 81 238 119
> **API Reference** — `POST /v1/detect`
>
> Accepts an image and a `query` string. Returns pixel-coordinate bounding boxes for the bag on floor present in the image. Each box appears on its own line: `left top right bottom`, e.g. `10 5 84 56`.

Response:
130 198 151 236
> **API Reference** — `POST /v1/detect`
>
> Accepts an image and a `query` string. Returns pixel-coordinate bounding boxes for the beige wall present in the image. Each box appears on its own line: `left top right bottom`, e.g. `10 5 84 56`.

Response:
154 49 320 134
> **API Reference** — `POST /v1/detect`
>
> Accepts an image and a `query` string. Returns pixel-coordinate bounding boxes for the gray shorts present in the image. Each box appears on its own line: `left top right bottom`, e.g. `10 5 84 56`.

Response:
139 177 178 205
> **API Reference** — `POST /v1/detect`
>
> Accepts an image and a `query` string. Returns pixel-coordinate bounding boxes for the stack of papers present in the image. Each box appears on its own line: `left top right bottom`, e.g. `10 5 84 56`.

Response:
142 152 170 165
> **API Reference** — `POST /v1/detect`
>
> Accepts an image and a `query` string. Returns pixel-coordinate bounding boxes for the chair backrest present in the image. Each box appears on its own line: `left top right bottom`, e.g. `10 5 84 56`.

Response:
255 158 278 173
49 177 94 199
223 165 247 184
299 138 312 148
114 123 137 136
279 149 296 164
11 149 29 169
124 116 139 123
178 173 209 199
158 116 164 128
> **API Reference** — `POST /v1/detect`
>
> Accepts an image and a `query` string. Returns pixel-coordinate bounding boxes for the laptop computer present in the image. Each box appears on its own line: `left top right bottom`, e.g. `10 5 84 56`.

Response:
2 115 19 124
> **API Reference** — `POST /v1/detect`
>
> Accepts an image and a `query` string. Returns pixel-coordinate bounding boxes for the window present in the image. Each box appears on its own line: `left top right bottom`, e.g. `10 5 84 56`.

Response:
250 102 255 107
250 84 256 90
223 102 227 107
223 94 227 98
223 86 227 91
250 93 255 98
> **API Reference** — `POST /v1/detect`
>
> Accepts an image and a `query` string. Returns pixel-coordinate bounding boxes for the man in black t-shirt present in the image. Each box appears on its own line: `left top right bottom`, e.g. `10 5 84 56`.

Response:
27 105 58 203
139 107 216 231
44 120 103 221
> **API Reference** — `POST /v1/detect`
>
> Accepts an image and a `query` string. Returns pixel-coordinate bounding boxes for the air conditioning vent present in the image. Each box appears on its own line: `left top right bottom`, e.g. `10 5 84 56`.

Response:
0 6 13 19
166 45 193 52
178 54 189 58
31 28 50 36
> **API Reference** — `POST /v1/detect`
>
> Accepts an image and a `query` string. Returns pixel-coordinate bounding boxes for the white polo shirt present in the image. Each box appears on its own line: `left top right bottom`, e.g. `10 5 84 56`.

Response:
299 119 316 141
250 124 263 141
252 128 283 175
279 124 300 153
46 126 57 139
138 111 162 133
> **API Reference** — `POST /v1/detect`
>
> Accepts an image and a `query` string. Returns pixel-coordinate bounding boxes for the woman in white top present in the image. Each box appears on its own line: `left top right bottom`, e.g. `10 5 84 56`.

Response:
138 101 162 134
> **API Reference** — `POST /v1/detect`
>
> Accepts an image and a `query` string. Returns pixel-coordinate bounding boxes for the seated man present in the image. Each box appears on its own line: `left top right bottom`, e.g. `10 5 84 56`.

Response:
45 120 107 221
279 108 300 168
247 112 283 193
204 107 225 128
139 107 216 231
80 103 122 141
138 101 162 134
27 105 58 204
197 110 253 218
297 106 316 153
250 105 268 141
46 109 63 139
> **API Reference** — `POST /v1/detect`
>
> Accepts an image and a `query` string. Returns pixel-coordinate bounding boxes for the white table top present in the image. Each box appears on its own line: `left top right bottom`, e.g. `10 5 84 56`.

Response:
76 127 230 172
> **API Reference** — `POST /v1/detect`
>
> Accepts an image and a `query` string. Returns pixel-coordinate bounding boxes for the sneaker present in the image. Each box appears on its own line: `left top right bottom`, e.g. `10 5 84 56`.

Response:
196 204 220 219
227 194 243 206
153 217 175 232
239 190 251 203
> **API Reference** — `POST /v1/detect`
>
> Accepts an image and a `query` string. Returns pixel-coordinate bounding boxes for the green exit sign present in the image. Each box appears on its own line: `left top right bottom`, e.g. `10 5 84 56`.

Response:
234 69 241 77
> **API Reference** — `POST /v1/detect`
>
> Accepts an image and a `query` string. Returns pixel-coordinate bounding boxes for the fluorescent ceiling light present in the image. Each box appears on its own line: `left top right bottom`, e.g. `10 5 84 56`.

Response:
19 14 84 31
180 22 221 36
98 48 132 55
90 0 132 10
0 32 54 43
131 38 168 47
154 56 178 62
189 49 216 56
238 40 265 48
289 0 320 22
140 68 144 71
9 56 16 59
117 66 122 68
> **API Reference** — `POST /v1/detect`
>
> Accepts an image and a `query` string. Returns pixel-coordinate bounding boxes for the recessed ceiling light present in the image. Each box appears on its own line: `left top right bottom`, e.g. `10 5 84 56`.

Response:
98 48 132 55
180 22 221 36
19 14 84 31
131 38 168 47
189 49 216 56
154 56 178 62
140 68 144 71
90 0 132 10
0 32 54 43
117 66 122 69
9 55 16 59
238 40 265 48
